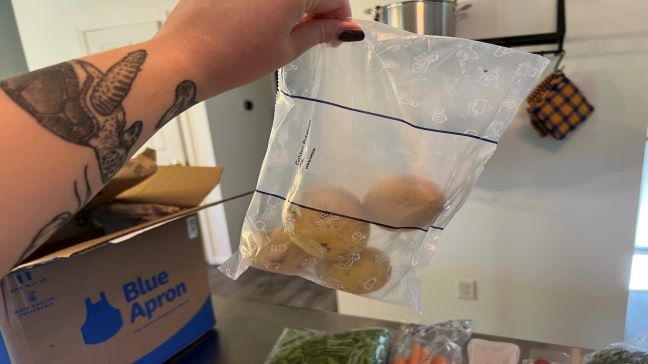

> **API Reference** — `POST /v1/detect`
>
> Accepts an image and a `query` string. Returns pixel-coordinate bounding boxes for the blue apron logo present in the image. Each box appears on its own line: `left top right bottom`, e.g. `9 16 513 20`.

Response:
80 291 123 345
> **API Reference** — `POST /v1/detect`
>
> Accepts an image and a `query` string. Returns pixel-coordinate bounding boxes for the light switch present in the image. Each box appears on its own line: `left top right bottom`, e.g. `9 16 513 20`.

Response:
457 279 477 300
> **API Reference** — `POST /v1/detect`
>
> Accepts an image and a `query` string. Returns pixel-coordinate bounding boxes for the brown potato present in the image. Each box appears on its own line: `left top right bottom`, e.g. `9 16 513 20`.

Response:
282 185 370 260
316 248 391 294
364 175 445 228
251 229 313 275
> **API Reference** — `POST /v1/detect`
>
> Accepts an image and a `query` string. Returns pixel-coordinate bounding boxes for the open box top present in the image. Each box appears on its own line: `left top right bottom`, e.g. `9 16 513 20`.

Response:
13 165 226 272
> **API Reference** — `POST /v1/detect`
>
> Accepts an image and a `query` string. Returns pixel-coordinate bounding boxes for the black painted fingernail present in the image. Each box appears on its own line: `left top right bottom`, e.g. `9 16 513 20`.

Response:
338 30 365 42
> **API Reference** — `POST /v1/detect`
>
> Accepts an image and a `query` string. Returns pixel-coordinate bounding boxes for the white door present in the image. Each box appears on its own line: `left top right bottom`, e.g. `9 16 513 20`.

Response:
12 0 233 264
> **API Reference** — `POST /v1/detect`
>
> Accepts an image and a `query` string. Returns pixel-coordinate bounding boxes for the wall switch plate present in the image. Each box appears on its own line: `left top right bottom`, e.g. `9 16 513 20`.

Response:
457 279 477 300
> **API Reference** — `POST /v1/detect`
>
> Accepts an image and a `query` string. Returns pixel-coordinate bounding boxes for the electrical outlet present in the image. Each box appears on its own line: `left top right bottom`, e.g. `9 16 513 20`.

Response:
457 280 477 300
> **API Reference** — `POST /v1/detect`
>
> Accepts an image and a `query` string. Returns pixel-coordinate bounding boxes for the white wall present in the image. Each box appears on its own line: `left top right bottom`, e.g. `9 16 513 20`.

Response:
340 0 648 349
0 0 27 79
11 0 178 70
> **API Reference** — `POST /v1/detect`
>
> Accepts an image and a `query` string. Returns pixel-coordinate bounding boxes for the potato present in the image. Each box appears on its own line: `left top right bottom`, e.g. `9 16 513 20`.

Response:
364 175 445 228
316 247 391 294
251 229 313 275
282 185 370 260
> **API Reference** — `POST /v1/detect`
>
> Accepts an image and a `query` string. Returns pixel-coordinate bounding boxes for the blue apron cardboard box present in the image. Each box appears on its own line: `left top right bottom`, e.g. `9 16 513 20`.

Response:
0 165 223 363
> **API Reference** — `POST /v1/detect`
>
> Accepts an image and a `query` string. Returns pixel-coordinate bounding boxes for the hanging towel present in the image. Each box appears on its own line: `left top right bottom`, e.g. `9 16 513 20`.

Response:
527 72 594 140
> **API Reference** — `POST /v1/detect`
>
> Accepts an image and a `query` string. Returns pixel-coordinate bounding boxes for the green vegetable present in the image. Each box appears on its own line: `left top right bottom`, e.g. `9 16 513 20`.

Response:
586 345 648 364
265 328 391 364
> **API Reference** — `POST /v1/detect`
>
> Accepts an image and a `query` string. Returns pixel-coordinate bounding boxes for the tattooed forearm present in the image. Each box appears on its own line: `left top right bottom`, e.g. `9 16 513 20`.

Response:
1 48 199 267
73 165 92 209
0 50 147 183
16 165 93 265
155 80 197 130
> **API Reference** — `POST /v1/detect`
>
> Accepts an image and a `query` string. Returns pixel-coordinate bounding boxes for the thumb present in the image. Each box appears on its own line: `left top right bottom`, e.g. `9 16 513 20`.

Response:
290 18 364 56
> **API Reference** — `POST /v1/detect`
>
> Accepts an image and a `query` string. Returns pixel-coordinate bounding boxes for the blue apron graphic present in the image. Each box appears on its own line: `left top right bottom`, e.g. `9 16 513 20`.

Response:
80 291 123 345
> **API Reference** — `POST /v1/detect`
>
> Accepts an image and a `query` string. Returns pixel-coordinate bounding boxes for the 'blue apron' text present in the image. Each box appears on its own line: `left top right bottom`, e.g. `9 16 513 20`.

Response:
122 271 187 323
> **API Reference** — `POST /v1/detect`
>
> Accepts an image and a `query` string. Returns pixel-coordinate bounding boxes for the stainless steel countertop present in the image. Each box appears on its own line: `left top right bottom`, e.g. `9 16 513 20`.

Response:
169 295 590 364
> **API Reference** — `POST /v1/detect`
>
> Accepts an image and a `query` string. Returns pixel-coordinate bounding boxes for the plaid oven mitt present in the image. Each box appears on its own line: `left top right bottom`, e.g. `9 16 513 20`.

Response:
526 72 594 140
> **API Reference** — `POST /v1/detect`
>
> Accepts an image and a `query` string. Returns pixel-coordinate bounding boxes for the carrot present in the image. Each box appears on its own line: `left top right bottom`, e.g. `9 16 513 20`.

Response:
420 347 431 364
430 356 449 364
394 358 407 364
408 341 421 364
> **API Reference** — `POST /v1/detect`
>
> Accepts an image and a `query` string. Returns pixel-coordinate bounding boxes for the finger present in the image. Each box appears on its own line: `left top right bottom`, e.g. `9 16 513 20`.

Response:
290 18 364 56
302 0 352 19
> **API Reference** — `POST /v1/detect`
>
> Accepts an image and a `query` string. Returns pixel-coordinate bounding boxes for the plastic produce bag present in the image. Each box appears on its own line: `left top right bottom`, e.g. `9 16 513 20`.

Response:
265 327 391 364
468 339 520 364
522 348 571 364
583 336 648 364
220 20 548 307
391 321 472 364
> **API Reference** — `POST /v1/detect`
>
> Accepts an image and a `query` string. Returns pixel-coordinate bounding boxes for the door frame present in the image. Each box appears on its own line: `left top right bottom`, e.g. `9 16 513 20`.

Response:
178 106 233 265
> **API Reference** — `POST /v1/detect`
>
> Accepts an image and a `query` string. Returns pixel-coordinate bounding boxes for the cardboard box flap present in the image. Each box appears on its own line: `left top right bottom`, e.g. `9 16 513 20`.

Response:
84 148 158 210
27 165 223 256
116 166 224 207
13 191 253 272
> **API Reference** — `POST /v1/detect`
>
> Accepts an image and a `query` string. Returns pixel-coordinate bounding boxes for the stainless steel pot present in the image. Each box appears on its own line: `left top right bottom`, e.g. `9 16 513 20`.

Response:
370 1 471 37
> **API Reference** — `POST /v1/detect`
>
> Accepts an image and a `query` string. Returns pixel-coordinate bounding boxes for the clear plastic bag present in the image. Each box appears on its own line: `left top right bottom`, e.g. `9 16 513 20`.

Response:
391 321 473 364
265 327 391 364
467 339 520 364
522 348 571 364
220 20 548 307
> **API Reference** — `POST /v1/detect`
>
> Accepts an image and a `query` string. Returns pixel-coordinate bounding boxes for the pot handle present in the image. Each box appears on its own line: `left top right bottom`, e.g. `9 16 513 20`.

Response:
456 2 473 15
364 5 383 21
